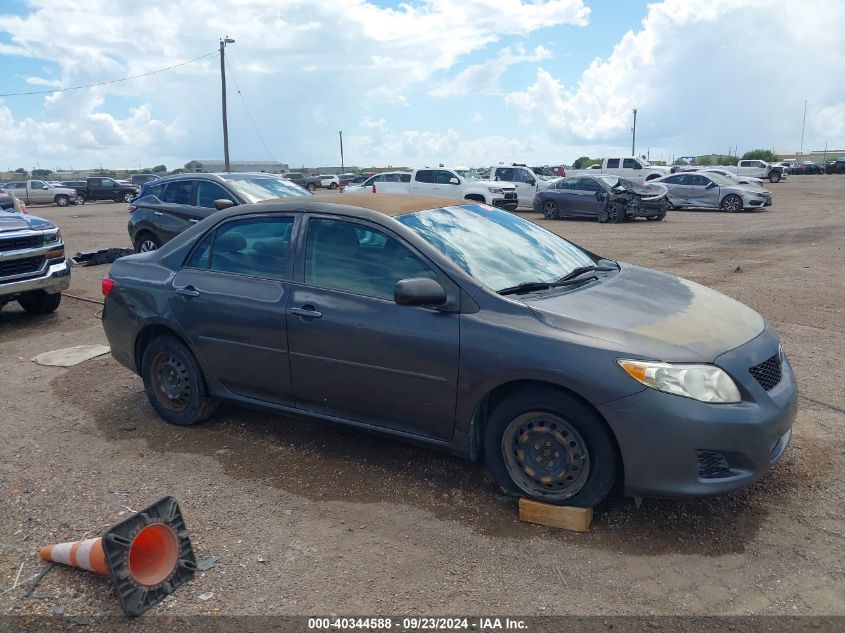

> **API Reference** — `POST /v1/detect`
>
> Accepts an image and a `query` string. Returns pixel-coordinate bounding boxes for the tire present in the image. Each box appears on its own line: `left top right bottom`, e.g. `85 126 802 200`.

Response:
75 195 85 205
306 182 317 192
18 291 62 314
769 171 781 183
113 195 124 202
123 191 136 203
646 208 667 221
134 232 161 253
329 182 338 190
721 194 743 213
55 195 70 207
541 200 559 220
141 334 218 426
483 386 618 507
607 203 626 224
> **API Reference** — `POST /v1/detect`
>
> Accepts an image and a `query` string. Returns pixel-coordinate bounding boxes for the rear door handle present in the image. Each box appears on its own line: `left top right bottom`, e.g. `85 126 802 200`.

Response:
175 286 200 298
189 218 198 223
289 306 322 319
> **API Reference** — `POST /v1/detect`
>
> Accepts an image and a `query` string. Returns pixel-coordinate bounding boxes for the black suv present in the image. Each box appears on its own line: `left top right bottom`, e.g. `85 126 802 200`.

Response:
824 160 845 175
128 173 308 252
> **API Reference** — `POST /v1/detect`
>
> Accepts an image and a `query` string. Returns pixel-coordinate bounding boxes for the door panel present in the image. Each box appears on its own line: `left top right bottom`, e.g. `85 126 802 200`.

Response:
287 216 459 439
168 215 297 404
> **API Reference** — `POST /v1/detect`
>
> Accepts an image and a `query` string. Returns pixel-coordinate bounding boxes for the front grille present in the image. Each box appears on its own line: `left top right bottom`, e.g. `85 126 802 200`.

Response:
696 450 733 479
749 354 782 391
0 235 42 252
0 255 45 278
504 191 517 199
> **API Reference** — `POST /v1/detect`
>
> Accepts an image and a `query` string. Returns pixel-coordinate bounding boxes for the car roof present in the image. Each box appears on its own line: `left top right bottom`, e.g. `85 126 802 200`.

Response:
240 194 468 219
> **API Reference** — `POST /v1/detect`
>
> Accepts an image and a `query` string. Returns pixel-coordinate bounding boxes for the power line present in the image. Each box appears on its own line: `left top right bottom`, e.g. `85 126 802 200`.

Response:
0 51 218 97
224 56 275 162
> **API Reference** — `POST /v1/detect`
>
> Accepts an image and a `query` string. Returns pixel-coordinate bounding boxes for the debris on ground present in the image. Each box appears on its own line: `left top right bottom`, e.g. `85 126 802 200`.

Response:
197 556 218 572
32 344 110 367
72 248 133 266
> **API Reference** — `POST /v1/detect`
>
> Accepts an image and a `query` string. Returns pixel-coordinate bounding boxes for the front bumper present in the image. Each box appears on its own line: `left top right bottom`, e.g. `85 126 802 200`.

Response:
0 259 70 300
492 195 518 211
599 325 796 498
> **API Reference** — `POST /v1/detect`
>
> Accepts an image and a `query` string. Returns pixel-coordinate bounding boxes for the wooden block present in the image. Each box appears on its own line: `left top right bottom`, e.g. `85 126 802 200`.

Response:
518 498 592 532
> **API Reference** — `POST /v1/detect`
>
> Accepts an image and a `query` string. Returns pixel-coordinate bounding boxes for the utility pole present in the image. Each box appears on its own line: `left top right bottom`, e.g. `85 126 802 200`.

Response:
631 109 638 156
799 99 807 161
220 36 235 172
339 131 344 173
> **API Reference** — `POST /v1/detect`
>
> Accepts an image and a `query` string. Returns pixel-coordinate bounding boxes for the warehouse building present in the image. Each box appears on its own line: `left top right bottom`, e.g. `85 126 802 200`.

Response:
184 160 289 173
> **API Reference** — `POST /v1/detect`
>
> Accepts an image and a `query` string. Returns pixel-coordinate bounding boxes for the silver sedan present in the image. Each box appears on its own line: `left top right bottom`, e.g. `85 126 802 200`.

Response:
655 172 772 212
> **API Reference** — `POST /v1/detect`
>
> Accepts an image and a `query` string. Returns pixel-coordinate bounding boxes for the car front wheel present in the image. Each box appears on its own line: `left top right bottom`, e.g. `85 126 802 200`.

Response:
484 387 618 507
18 290 62 314
329 182 338 189
769 171 782 183
721 194 743 212
55 195 70 207
141 334 218 426
542 200 559 220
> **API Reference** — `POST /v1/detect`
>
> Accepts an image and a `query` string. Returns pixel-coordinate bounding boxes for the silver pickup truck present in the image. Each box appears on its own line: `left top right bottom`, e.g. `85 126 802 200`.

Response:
0 208 70 314
2 180 79 207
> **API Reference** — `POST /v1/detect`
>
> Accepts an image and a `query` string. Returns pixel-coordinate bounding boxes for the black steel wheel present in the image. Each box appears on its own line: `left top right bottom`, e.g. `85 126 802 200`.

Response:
721 194 743 212
18 290 61 314
141 334 218 426
542 200 559 220
501 412 590 499
483 386 618 507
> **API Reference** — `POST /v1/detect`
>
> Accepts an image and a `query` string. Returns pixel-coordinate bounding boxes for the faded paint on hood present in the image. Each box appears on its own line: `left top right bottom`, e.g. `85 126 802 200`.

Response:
525 264 764 362
0 211 55 233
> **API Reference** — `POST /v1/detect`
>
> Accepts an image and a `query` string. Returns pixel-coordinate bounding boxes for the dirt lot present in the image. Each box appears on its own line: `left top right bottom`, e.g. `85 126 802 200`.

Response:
1 176 843 619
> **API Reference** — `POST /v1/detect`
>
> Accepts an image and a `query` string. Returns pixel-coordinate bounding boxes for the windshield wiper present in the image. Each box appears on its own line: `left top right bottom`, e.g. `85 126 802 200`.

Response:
556 265 617 282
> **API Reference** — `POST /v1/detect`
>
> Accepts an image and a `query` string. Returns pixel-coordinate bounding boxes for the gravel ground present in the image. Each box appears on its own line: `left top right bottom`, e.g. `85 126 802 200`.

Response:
0 177 843 622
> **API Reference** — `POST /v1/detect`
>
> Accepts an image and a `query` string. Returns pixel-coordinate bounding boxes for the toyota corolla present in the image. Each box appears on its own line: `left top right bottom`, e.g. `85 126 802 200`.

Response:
101 195 796 507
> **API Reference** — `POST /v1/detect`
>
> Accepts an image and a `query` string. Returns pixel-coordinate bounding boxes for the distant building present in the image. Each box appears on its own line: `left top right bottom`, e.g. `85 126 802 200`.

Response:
184 160 288 173
776 149 845 163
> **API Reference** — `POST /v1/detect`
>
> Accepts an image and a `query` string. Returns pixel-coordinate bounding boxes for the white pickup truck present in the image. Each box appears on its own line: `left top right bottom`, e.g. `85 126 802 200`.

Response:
1 180 79 207
344 168 518 210
724 160 788 183
490 164 557 208
568 157 669 183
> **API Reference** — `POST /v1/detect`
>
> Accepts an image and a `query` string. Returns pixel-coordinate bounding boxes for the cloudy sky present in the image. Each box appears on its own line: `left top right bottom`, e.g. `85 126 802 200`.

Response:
1 0 844 171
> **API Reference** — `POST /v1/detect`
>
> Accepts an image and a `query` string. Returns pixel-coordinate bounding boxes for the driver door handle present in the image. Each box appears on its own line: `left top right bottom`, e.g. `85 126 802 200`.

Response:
175 285 200 298
289 306 322 319
154 211 163 216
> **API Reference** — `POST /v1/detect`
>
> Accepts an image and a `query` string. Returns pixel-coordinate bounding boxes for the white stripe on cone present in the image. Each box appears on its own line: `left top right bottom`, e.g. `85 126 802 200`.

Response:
76 538 98 572
49 542 73 566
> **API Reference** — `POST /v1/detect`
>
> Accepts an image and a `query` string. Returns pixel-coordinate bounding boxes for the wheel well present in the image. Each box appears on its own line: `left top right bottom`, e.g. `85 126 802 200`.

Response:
134 324 182 371
472 379 622 472
645 174 660 181
464 194 485 203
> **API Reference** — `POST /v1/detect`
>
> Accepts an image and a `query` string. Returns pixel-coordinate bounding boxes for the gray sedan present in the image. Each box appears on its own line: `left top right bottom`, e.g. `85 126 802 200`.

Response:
101 195 795 507
657 172 772 211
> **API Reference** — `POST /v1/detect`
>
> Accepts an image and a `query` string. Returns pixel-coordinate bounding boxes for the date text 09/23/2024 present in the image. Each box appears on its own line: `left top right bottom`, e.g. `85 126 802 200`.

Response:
308 617 528 630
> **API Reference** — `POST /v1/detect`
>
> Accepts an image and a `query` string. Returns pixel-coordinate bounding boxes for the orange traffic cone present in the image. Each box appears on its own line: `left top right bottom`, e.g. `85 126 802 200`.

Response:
37 496 196 617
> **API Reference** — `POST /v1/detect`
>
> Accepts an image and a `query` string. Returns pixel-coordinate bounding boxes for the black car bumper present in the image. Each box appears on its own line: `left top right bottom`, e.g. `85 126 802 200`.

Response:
598 325 796 498
492 196 518 212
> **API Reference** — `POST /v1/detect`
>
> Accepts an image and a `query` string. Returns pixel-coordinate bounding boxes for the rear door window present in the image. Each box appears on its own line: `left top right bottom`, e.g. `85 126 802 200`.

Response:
414 170 435 183
199 216 295 280
606 159 620 169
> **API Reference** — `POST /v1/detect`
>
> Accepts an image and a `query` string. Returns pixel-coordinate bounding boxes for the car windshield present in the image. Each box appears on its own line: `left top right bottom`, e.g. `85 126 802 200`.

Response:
223 176 307 202
454 169 483 181
597 175 620 187
396 204 596 292
705 172 737 186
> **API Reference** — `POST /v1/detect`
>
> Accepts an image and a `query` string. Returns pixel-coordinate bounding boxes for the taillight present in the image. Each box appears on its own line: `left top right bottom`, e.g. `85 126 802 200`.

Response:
102 278 115 296
127 204 137 213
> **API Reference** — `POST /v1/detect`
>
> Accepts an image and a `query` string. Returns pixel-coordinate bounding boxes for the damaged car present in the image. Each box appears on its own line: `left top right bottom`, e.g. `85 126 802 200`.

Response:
533 175 669 223
655 172 772 212
101 195 795 508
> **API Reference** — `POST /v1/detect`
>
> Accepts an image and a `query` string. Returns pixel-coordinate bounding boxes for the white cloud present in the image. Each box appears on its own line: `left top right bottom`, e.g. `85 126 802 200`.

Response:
430 44 553 98
505 0 845 153
0 0 588 167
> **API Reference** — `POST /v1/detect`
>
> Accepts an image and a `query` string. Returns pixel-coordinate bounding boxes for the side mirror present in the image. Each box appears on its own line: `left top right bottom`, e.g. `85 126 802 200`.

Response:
42 185 50 190
213 198 236 211
449 177 460 185
394 277 447 308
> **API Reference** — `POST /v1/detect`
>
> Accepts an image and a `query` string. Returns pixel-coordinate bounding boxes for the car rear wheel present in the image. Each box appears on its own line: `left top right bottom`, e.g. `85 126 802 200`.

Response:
329 182 338 190
75 195 85 205
18 290 62 314
542 200 559 220
55 195 70 207
307 182 317 192
123 191 136 203
769 171 781 183
484 387 617 507
721 194 743 212
141 334 218 426
134 232 161 253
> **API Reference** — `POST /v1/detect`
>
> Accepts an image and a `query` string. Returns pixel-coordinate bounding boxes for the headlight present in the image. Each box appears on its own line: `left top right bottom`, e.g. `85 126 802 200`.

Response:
617 359 741 403
488 187 504 194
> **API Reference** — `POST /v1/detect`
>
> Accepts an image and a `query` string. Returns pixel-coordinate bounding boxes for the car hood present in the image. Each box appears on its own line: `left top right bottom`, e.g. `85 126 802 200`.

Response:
610 178 668 197
524 264 764 362
0 211 55 232
477 180 516 189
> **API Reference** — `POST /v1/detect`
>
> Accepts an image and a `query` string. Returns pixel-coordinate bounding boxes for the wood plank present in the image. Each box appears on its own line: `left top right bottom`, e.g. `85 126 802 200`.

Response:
518 498 592 532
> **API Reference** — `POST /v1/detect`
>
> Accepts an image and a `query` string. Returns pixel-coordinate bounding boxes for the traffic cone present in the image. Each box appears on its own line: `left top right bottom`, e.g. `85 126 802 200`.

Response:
37 496 196 617
339 182 344 193
372 183 377 193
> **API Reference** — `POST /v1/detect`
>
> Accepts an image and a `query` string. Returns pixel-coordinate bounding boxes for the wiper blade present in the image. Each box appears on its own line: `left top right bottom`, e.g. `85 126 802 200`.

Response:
557 265 616 282
497 281 557 296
